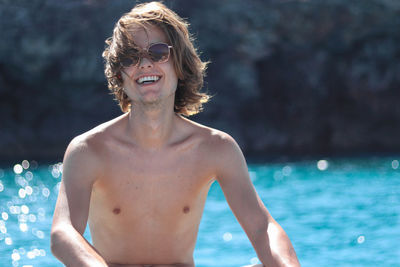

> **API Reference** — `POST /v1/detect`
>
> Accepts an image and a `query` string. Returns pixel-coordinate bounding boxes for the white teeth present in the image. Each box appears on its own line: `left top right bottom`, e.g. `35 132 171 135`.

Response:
137 76 160 84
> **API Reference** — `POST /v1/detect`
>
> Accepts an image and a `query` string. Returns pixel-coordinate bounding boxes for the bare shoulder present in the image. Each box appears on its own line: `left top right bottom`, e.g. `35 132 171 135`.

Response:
179 116 243 160
63 113 128 179
180 117 248 184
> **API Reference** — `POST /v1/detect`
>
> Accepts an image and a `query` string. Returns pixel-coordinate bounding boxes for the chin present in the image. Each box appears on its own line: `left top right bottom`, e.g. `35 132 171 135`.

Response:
141 97 162 106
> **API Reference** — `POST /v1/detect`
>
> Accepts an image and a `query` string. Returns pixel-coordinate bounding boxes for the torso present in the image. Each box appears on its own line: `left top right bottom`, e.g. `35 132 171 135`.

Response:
86 114 219 265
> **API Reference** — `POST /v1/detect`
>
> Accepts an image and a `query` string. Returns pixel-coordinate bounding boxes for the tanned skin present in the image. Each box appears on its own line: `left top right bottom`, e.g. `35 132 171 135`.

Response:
51 25 300 267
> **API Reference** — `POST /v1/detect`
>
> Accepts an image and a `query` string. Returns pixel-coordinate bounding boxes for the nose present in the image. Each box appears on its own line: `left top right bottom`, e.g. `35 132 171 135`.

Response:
138 56 154 69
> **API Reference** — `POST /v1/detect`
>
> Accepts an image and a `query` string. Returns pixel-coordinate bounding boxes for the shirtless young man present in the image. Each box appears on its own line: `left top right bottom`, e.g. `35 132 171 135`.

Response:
50 2 300 267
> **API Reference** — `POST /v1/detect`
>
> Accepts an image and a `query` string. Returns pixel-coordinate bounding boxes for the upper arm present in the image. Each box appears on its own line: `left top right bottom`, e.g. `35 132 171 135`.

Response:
52 137 102 235
214 133 273 237
212 132 300 266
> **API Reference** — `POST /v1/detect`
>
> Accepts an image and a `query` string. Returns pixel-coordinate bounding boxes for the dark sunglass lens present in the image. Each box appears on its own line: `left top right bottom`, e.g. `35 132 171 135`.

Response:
120 56 139 67
148 43 169 62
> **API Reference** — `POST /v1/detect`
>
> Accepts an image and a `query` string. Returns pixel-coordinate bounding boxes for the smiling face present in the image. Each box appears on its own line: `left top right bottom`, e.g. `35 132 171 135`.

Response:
121 25 178 109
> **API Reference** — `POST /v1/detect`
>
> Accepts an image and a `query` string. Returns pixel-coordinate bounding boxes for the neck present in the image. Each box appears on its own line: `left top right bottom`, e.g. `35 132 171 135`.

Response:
126 105 177 150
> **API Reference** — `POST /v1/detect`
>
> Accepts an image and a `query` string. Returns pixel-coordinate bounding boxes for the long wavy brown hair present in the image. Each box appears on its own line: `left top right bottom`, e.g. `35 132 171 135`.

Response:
102 2 210 116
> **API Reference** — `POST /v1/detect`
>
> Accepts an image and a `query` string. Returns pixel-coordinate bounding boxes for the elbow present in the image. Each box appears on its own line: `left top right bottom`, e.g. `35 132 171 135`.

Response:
50 228 62 256
50 226 70 257
267 223 300 267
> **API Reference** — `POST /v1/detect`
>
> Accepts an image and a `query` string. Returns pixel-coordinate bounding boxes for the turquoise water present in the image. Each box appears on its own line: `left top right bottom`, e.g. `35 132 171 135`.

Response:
0 157 399 267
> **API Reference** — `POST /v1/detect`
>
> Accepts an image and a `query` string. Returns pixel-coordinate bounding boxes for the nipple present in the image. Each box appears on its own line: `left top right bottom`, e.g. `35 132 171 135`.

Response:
113 207 121 214
183 206 190 214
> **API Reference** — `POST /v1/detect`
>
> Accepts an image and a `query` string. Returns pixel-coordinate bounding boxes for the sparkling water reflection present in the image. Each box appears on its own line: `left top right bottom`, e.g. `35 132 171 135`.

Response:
0 157 399 266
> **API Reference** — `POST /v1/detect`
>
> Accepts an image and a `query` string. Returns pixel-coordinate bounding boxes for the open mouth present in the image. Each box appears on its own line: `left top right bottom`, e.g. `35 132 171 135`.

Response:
136 75 161 85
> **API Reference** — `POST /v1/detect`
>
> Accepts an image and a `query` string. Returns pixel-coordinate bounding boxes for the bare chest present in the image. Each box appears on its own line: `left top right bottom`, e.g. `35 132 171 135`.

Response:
89 146 215 228
87 146 215 262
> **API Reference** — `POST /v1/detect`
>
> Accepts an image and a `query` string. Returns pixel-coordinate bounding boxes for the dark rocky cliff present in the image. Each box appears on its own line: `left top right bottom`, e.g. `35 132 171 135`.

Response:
1 0 399 161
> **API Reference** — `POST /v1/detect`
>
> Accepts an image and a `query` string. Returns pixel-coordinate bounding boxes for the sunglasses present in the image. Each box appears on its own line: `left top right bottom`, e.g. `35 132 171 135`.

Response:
120 42 173 68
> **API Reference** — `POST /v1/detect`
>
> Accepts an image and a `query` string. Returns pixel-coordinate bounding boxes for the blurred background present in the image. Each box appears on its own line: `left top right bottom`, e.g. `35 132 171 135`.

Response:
1 0 400 162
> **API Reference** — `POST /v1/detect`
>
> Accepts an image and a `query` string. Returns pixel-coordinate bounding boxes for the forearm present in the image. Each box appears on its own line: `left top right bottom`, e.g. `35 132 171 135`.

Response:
51 224 108 267
251 222 300 267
